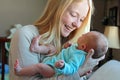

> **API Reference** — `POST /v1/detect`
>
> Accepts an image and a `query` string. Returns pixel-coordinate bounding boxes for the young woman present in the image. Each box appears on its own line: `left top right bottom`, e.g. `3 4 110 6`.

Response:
9 0 104 80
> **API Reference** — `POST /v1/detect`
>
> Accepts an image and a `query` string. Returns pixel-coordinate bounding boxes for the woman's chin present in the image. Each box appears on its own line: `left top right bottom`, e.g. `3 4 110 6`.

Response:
62 34 69 37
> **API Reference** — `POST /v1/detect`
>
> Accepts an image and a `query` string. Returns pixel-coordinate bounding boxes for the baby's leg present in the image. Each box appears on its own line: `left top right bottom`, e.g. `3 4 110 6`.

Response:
14 59 55 77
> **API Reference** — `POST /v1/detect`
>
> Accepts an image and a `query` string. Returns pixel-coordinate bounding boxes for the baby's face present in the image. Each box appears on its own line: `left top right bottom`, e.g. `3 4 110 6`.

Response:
77 33 87 45
77 32 94 45
77 34 88 50
77 32 93 50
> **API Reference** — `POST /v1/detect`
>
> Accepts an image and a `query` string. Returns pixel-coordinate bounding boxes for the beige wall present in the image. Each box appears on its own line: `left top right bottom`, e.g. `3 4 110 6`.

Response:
0 0 47 36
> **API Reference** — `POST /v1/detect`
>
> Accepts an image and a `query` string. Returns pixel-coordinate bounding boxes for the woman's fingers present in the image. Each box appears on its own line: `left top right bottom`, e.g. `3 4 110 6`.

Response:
14 59 20 73
14 59 19 69
94 55 105 62
86 49 94 59
14 59 22 73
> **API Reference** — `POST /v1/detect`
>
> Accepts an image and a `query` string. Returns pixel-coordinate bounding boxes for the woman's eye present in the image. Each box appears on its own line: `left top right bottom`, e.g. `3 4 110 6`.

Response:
80 19 84 22
70 12 77 17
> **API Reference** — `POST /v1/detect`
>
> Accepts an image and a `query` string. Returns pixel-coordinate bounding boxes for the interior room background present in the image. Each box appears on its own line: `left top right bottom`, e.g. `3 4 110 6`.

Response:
0 0 120 62
92 0 120 62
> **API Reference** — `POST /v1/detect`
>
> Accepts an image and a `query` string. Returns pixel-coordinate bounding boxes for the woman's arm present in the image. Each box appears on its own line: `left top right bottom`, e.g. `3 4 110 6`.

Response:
9 25 42 80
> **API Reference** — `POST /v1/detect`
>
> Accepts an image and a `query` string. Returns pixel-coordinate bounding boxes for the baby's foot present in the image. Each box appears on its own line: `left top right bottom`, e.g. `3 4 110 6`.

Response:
14 59 22 74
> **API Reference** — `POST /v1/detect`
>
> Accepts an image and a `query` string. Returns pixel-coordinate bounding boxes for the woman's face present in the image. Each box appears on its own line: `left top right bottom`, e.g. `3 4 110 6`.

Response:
61 0 89 37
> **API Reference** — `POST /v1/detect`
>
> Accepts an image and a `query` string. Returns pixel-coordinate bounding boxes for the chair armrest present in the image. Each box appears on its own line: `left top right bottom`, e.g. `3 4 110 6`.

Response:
89 60 120 80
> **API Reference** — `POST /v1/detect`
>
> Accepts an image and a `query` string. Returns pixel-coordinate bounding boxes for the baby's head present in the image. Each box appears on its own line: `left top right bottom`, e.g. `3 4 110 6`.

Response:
77 31 108 59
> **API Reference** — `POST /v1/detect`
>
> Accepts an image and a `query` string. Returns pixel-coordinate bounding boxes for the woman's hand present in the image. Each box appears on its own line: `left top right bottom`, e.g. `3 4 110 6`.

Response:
14 59 22 75
79 49 105 76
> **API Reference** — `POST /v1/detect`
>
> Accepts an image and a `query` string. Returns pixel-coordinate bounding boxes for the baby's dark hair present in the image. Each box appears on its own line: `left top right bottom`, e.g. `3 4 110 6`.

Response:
87 31 108 59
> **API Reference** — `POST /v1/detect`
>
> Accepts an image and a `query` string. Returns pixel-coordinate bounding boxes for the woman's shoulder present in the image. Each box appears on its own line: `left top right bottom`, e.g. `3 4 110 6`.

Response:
21 25 37 30
15 25 39 38
19 25 38 33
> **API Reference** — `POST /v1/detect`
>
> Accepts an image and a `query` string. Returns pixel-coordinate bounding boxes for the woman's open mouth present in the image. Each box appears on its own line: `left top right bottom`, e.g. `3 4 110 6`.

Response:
65 25 73 32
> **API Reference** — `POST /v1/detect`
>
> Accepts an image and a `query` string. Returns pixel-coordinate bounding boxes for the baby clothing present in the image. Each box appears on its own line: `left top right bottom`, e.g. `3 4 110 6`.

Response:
43 44 87 76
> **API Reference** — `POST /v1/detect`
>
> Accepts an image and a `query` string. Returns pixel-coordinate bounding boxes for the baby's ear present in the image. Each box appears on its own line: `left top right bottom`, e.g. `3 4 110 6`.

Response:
81 44 86 50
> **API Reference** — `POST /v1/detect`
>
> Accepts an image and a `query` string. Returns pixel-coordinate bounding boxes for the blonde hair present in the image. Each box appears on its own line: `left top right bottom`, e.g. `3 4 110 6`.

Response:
34 0 94 53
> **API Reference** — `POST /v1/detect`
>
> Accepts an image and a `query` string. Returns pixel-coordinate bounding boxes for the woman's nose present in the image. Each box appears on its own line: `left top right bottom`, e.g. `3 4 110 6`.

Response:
72 20 81 28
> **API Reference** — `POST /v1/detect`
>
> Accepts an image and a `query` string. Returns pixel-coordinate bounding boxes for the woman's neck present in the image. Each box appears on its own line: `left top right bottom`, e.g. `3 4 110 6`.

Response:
61 36 68 45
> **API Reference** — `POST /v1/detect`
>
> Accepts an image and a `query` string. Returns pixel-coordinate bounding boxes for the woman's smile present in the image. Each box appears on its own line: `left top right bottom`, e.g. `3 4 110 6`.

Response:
65 24 75 32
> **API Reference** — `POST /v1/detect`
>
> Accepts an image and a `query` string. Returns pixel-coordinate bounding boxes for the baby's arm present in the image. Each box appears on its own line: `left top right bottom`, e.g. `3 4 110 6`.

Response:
55 59 79 75
30 35 56 55
14 59 55 77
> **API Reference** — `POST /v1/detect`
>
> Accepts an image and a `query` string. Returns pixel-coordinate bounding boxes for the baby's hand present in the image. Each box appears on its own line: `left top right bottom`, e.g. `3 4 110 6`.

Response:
55 60 64 69
64 41 72 48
